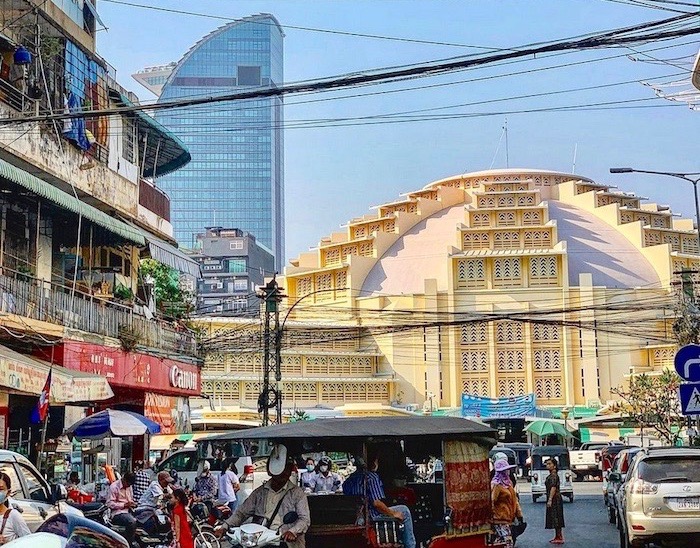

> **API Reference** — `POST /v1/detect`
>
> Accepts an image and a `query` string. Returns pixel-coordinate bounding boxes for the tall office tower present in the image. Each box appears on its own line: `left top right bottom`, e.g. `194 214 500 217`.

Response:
143 14 285 268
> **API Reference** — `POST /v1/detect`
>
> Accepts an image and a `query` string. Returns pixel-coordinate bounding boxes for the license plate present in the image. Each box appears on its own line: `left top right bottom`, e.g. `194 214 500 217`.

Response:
669 497 700 511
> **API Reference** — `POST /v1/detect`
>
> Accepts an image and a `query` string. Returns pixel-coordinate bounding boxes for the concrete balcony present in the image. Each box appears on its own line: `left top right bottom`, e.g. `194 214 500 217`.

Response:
0 269 197 358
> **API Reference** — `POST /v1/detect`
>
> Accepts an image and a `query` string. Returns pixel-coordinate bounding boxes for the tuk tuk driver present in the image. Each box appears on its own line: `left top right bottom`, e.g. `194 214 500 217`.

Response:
343 453 416 548
217 444 310 548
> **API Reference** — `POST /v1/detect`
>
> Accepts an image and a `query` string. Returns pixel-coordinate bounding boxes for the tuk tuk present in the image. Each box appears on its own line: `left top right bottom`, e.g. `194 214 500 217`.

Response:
529 445 574 503
198 416 501 548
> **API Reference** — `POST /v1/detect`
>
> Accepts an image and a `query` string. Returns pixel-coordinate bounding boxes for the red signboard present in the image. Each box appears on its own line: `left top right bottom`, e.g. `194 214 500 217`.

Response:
35 341 200 397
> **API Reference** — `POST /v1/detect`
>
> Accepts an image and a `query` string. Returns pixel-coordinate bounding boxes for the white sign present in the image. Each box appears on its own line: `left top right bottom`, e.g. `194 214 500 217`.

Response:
169 365 198 391
684 387 700 414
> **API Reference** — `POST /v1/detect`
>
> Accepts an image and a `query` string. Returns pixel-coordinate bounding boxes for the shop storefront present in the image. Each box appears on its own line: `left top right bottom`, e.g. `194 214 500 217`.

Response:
34 340 201 465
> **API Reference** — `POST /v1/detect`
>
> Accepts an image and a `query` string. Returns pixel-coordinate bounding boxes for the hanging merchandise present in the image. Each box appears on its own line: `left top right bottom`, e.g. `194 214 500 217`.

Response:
13 45 31 65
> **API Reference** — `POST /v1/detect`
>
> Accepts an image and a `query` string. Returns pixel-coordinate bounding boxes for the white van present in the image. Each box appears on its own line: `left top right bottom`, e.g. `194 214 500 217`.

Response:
153 447 267 505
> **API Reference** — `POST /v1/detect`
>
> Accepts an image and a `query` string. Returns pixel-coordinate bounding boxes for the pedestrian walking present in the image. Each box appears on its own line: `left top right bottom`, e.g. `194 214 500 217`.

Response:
491 457 523 548
545 458 565 544
218 459 240 512
172 488 194 548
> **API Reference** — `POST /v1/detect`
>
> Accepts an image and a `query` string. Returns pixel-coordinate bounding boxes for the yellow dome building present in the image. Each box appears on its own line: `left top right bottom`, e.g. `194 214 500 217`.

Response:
197 169 695 419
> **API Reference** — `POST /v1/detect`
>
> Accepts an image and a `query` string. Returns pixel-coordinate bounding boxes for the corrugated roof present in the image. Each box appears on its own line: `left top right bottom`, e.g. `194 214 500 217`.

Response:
0 158 145 245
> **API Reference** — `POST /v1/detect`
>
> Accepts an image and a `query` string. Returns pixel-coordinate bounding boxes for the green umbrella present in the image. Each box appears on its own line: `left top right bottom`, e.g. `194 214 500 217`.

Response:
524 420 569 438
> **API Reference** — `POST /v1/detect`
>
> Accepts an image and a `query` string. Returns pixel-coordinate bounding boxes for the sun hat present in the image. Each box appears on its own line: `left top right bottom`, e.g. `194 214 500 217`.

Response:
492 451 508 462
268 444 290 476
493 458 516 472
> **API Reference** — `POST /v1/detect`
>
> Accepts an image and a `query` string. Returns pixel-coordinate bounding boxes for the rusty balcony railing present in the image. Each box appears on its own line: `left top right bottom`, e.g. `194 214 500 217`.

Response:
0 268 197 358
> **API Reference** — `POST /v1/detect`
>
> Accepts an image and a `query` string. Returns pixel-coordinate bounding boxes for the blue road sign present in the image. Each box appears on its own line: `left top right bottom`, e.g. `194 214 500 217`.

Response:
679 382 700 416
674 344 700 382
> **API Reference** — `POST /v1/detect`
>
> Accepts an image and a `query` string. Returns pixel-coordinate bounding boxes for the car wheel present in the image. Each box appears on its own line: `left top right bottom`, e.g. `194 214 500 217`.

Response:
532 494 538 503
608 505 616 525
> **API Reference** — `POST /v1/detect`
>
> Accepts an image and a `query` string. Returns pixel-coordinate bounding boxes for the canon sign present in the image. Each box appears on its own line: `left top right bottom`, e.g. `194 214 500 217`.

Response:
169 366 198 391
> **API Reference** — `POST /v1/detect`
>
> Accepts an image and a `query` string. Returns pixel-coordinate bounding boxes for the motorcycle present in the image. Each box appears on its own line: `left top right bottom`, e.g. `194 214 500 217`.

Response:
105 506 174 548
188 501 221 548
226 523 283 547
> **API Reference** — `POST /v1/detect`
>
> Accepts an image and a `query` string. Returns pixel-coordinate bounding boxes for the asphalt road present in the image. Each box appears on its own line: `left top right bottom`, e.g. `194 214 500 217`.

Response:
517 482 619 548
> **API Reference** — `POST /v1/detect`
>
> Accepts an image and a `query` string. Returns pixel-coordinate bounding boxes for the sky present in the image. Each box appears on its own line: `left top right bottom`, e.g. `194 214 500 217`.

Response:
95 0 700 264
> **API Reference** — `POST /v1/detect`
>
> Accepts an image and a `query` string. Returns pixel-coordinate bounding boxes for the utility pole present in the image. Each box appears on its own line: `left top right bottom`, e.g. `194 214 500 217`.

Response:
258 276 285 426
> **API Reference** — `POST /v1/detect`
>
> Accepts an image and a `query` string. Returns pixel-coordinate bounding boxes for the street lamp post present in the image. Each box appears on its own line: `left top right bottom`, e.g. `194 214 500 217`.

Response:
609 167 700 253
561 407 570 448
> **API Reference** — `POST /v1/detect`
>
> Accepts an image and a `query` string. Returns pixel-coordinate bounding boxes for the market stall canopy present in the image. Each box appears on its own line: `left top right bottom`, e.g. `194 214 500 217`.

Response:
66 410 161 440
524 419 570 438
0 344 113 403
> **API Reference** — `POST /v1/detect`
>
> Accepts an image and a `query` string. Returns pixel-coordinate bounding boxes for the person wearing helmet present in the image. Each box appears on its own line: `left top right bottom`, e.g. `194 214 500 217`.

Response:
491 458 523 548
309 457 343 494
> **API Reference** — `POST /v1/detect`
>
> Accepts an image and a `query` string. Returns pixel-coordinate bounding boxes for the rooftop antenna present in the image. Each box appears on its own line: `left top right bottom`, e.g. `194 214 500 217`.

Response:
489 122 506 169
572 143 578 174
504 117 509 168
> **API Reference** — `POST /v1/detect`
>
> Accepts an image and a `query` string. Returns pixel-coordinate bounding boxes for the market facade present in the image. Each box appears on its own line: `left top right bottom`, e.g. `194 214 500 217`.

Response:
196 168 689 419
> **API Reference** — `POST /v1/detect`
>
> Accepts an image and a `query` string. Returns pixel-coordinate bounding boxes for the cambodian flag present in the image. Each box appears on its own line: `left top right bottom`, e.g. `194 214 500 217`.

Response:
31 370 51 424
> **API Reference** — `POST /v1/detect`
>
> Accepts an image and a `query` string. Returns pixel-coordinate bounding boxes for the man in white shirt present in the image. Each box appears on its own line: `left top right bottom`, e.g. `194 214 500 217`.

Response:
218 459 240 511
138 471 174 509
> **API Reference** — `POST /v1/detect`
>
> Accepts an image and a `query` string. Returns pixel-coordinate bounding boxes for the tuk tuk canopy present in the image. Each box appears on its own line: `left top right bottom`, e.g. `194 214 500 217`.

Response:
530 445 571 470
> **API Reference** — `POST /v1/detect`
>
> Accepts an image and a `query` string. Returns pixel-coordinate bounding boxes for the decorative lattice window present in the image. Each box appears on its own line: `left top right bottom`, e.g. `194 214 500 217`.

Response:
496 211 516 227
673 259 687 273
296 276 312 297
652 347 675 368
461 323 488 344
462 232 490 250
472 212 490 227
281 355 303 375
497 350 524 371
497 195 516 207
322 383 345 402
529 256 558 286
226 353 259 374
342 245 358 261
367 383 389 401
644 231 662 247
462 378 489 397
637 214 651 226
620 212 634 224
652 216 668 228
368 223 381 234
359 241 374 257
534 377 563 400
533 323 560 341
315 273 333 301
534 349 561 371
522 210 542 226
479 196 497 208
206 380 240 402
204 352 226 374
461 351 488 372
384 219 396 233
662 233 681 252
456 259 486 289
350 356 374 375
493 231 520 249
682 237 699 255
497 377 526 397
524 230 552 249
335 270 348 290
324 248 341 266
243 382 263 400
496 322 523 343
408 203 418 214
492 258 522 287
517 194 536 206
353 226 366 239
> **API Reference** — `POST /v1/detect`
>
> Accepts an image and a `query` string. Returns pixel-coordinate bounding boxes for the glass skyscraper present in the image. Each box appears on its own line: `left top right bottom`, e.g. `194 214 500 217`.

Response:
152 14 284 267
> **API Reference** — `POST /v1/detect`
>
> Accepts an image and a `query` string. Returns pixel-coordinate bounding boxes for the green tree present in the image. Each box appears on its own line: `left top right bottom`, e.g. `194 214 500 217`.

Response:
139 259 192 319
611 370 682 445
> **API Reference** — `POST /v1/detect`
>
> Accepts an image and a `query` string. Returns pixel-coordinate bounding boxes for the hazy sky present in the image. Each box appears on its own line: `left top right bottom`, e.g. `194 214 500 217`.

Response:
96 0 700 263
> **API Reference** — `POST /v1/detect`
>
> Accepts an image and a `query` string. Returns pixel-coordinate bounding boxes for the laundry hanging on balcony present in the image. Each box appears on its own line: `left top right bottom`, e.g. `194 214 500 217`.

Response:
62 91 90 151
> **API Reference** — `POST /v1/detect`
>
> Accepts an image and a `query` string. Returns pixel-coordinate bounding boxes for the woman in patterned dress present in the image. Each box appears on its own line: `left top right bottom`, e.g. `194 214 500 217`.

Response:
545 458 565 544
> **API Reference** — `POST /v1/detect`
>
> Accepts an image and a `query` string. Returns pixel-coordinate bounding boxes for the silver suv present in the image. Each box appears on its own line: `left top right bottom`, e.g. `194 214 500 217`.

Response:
0 450 79 531
618 446 700 547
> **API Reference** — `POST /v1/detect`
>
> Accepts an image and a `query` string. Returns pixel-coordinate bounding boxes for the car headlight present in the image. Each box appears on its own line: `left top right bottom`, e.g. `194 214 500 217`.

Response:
240 531 262 547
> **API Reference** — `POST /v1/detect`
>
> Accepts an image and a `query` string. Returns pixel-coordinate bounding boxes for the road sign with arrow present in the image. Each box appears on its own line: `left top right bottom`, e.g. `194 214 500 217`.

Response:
674 344 700 382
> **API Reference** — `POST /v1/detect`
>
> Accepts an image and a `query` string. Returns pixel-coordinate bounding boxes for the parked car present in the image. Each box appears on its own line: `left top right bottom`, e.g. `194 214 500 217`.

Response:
618 446 700 547
0 450 80 531
601 445 638 505
153 446 267 505
604 447 641 526
570 442 607 481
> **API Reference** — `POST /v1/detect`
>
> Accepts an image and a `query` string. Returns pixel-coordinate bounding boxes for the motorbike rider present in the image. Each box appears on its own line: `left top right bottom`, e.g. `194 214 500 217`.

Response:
138 471 175 509
105 471 137 546
193 461 217 501
308 457 342 493
217 444 310 548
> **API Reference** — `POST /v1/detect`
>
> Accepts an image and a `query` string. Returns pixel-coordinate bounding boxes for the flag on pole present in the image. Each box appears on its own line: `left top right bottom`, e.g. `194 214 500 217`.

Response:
31 369 51 424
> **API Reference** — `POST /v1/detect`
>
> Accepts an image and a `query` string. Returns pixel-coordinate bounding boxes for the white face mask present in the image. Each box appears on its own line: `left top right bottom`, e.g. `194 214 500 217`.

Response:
306 465 315 472
0 490 8 504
